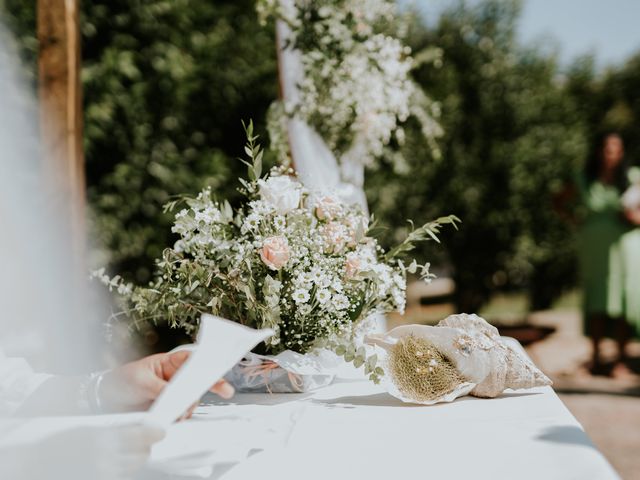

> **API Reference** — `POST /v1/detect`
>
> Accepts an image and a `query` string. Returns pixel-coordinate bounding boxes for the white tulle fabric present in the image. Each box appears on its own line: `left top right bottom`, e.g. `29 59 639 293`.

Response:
276 14 368 213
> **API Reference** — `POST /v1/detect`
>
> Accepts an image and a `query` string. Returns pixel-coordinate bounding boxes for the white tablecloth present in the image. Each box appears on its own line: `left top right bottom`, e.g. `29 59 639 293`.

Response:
1 380 620 480
146 378 618 480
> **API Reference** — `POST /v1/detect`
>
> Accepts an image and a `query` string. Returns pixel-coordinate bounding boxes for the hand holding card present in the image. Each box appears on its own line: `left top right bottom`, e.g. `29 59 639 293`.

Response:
146 315 273 426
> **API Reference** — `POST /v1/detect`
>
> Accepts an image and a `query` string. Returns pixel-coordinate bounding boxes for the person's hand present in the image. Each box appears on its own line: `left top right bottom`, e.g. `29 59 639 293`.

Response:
99 350 234 414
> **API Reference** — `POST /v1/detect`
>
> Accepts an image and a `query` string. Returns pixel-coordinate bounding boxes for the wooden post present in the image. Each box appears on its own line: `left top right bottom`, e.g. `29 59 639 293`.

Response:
37 0 85 258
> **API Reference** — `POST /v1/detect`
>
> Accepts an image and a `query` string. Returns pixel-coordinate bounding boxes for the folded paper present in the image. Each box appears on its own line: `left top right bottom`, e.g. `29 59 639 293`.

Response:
146 314 273 426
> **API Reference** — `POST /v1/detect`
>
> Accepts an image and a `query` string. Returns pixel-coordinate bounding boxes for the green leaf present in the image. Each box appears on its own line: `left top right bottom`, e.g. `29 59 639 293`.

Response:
366 354 378 369
254 149 263 178
222 200 233 222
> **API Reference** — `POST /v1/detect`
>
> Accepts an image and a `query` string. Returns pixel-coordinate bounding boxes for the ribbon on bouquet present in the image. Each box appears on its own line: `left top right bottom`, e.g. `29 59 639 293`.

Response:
238 358 305 393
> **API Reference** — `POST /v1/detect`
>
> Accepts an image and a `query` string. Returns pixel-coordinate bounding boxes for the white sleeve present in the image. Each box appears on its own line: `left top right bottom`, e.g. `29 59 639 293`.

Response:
0 349 52 416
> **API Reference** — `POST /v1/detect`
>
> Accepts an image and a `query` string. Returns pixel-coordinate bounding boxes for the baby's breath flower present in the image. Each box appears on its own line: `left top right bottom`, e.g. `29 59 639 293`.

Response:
333 293 350 311
257 0 441 168
273 215 287 230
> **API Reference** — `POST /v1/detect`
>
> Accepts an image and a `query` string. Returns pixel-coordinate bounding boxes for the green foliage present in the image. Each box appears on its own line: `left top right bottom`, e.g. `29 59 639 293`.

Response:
367 0 588 311
567 53 640 167
384 215 461 260
7 0 639 318
82 0 278 283
1 0 279 284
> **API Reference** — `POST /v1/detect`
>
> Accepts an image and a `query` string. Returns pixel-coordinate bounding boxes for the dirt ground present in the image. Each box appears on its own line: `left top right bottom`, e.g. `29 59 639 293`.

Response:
526 310 640 480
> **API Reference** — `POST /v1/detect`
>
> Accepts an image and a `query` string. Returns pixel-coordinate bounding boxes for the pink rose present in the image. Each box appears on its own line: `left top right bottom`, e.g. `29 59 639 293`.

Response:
345 254 361 279
260 236 290 270
322 222 348 253
344 216 367 247
315 195 342 221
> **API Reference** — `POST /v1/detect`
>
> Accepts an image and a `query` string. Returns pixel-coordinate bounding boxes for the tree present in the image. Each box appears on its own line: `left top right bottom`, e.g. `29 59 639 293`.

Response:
567 52 640 167
367 0 587 312
1 0 279 283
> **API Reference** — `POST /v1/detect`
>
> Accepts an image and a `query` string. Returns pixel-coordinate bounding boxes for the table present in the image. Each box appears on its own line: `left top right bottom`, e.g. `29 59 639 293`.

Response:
155 378 618 480
1 377 620 480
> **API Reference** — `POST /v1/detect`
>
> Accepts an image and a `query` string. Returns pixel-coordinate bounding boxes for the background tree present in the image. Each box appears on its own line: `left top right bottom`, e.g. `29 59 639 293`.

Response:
1 0 278 284
567 52 640 167
367 0 587 312
5 0 639 319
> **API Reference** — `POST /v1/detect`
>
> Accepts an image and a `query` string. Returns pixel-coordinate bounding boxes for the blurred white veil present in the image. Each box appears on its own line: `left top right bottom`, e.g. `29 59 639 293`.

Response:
0 22 155 480
0 24 102 377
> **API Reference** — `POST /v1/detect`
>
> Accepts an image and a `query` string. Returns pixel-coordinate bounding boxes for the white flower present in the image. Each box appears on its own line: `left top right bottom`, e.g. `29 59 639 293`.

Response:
249 200 275 216
292 288 310 304
258 175 302 214
333 293 350 311
316 288 332 304
265 294 280 307
241 213 261 233
297 271 315 288
174 240 186 252
273 215 287 230
297 304 313 316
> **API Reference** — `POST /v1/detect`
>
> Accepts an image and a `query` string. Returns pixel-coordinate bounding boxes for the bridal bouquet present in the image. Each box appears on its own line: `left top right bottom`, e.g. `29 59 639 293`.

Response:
98 124 458 388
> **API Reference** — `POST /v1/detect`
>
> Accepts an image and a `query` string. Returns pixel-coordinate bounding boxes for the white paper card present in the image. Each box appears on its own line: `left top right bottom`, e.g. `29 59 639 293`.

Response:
146 314 273 426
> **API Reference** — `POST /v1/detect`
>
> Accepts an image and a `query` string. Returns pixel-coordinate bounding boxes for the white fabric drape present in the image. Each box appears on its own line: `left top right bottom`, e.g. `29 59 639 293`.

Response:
276 14 368 213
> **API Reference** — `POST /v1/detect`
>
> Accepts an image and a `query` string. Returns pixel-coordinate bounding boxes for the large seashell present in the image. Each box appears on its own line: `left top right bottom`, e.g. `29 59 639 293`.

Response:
365 313 551 404
437 313 552 397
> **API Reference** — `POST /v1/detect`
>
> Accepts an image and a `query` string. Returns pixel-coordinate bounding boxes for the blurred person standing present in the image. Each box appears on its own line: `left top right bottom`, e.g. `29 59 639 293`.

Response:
576 133 630 376
620 167 640 345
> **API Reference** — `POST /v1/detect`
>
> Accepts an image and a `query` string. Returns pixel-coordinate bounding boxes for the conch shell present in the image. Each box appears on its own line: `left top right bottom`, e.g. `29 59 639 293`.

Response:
366 313 552 404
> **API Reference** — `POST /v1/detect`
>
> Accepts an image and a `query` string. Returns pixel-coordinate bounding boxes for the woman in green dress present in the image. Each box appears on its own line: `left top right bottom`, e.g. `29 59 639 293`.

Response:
577 133 630 376
621 167 640 340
